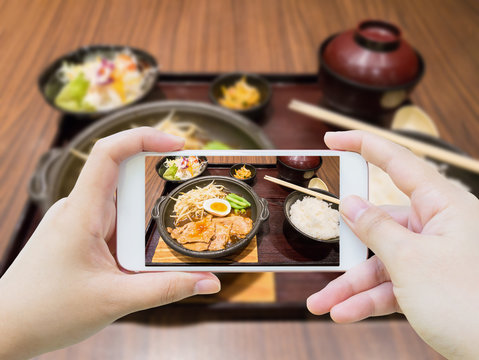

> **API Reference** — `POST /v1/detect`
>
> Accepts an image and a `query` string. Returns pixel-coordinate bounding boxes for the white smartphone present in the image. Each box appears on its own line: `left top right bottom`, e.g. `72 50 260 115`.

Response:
117 150 368 272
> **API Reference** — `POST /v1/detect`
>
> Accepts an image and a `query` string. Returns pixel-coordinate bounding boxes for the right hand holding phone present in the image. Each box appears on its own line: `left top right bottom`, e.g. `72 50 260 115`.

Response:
307 130 479 359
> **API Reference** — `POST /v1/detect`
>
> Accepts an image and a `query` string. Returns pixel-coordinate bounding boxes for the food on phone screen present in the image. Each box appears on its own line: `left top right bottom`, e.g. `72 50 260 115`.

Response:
161 156 207 181
289 196 339 240
233 165 252 180
203 198 231 217
225 193 251 209
167 182 253 251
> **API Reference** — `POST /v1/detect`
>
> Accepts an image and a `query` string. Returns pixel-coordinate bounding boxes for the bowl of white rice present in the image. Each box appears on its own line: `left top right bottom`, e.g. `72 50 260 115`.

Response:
283 190 340 242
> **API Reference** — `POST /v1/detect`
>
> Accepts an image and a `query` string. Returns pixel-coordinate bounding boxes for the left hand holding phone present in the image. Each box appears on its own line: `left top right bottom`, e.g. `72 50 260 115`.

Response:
0 127 221 360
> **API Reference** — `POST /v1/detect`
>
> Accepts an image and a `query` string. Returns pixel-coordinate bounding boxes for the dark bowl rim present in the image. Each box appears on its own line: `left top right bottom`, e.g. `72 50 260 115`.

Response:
37 44 159 118
155 175 266 258
318 34 425 92
394 129 467 155
229 163 257 181
208 72 273 114
283 189 340 243
155 156 208 183
29 100 275 214
277 157 323 172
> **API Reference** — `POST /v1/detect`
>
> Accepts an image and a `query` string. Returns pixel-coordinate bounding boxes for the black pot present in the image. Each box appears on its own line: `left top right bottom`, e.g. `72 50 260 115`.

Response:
28 100 274 214
152 176 270 259
318 35 425 126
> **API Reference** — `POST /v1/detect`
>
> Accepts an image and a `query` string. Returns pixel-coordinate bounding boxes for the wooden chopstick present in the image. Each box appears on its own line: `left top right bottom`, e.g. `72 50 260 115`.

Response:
264 175 340 205
288 99 479 175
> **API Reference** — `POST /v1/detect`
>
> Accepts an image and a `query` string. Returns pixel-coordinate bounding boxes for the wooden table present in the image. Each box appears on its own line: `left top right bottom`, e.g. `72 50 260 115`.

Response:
4 0 478 358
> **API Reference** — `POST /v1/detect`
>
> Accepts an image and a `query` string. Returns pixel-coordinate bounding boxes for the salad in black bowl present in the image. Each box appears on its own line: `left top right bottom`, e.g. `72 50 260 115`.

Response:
156 156 208 183
38 45 158 119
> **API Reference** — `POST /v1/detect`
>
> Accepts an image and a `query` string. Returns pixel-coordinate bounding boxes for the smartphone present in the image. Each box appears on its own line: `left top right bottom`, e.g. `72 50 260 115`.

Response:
117 150 368 272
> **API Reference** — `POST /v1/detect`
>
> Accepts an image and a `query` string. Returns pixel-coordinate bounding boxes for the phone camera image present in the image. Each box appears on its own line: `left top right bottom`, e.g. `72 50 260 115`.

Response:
145 155 340 267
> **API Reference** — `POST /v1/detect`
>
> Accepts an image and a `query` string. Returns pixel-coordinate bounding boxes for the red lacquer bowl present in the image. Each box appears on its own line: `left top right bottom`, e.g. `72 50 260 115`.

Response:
318 20 425 126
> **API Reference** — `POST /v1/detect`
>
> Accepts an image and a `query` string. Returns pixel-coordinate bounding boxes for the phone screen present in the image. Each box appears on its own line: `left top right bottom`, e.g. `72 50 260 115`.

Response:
145 155 340 267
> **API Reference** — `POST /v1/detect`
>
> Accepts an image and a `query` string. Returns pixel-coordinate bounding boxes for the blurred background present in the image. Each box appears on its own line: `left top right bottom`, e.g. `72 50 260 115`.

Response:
2 0 479 358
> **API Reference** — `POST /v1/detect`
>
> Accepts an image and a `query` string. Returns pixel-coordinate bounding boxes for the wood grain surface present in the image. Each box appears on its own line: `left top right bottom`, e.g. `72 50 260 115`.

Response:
152 236 259 263
3 0 478 358
36 316 443 360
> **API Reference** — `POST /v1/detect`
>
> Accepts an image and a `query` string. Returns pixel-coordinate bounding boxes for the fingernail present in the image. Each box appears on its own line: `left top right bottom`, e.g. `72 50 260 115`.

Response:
324 132 335 141
324 131 344 140
340 196 370 222
194 279 221 295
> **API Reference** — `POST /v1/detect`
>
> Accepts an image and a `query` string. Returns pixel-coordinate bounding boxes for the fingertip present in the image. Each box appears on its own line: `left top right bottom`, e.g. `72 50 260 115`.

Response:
324 131 340 149
190 272 221 295
329 303 351 323
324 130 355 149
329 308 343 323
194 278 221 295
306 296 320 315
306 292 328 316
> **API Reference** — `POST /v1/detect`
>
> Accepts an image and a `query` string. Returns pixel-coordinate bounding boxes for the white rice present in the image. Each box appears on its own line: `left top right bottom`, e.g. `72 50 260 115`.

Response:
289 196 339 240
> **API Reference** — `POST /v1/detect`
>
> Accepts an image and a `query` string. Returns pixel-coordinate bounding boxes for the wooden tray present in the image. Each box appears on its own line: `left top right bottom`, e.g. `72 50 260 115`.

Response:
2 73 344 317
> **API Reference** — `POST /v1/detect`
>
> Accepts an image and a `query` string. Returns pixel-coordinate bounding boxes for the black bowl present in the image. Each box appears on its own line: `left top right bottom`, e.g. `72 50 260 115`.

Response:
209 73 272 119
156 156 208 184
38 44 158 120
229 163 257 185
276 156 323 187
283 189 340 243
152 176 270 259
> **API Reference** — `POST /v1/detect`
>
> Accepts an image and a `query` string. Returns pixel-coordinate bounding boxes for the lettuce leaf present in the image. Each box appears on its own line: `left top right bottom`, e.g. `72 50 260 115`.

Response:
202 141 232 150
162 163 179 180
54 72 92 111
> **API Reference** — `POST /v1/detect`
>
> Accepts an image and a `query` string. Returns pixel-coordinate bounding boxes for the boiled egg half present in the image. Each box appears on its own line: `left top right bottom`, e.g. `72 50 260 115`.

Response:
203 198 231 217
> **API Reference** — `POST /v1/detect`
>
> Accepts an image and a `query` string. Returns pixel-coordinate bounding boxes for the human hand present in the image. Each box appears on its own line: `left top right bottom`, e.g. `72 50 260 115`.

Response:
307 131 479 359
0 128 220 360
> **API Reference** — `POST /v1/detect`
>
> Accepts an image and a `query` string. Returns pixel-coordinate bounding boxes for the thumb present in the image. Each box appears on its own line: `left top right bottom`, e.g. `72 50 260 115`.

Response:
113 272 221 314
340 195 413 268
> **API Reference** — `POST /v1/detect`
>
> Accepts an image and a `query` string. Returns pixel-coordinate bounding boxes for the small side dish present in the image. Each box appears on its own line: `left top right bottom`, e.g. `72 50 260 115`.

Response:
54 50 155 112
161 156 207 181
229 163 256 185
167 181 253 252
209 73 272 119
233 165 252 180
219 76 260 110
